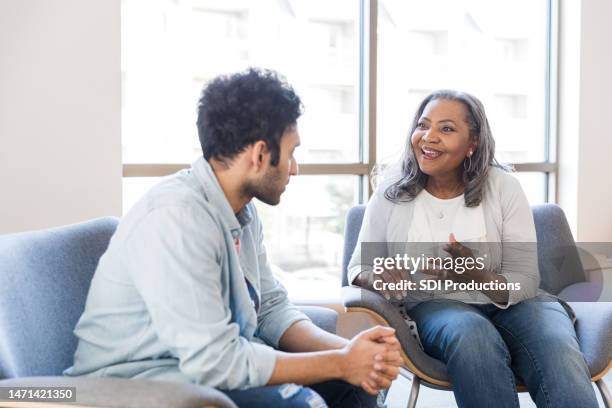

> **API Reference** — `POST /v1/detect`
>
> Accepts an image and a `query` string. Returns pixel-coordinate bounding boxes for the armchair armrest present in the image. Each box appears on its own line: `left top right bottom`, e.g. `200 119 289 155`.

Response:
0 376 237 408
298 306 338 334
342 286 450 386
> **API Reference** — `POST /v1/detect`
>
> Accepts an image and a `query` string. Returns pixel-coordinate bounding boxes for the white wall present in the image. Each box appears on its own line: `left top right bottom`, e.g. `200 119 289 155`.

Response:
0 0 610 241
0 0 121 234
558 0 612 242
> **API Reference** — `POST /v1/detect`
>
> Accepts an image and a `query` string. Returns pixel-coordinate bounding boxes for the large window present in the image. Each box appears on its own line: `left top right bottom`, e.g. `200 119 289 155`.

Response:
122 0 557 293
377 0 550 164
122 0 360 166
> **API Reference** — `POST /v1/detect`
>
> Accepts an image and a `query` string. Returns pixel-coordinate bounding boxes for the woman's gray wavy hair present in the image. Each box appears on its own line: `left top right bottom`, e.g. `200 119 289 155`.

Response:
384 90 509 207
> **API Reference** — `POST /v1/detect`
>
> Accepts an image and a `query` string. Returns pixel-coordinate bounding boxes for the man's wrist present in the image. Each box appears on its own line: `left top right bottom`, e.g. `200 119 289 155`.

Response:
330 335 350 350
330 349 348 380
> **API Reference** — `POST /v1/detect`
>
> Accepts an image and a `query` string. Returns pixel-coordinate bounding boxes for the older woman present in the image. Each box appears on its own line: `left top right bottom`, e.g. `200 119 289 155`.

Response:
348 90 598 408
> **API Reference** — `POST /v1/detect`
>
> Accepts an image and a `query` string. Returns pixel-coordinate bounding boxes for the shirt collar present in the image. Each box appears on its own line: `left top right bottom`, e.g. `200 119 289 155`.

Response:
191 157 253 237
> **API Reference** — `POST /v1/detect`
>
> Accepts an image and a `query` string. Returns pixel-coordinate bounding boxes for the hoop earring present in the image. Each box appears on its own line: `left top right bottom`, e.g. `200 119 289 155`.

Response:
463 155 473 173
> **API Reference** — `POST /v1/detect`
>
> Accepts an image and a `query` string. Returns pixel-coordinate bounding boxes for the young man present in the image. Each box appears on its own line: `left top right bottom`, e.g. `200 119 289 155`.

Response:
65 68 402 407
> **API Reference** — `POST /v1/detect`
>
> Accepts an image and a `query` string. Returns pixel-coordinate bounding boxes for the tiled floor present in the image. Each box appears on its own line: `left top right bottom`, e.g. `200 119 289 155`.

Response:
384 371 611 407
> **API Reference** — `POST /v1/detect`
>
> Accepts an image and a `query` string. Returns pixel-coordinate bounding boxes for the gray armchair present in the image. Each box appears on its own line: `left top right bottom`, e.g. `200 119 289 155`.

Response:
341 204 611 408
0 218 338 408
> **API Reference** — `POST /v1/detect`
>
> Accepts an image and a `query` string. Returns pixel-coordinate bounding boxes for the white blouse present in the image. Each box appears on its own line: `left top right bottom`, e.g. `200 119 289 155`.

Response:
348 166 540 309
408 189 487 243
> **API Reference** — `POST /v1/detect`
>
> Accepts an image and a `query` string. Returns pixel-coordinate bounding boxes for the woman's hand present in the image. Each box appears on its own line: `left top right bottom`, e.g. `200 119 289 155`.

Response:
420 233 486 283
355 268 409 301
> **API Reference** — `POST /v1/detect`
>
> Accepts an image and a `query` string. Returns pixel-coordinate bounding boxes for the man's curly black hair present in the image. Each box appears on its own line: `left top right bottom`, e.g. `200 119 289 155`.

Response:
196 68 303 166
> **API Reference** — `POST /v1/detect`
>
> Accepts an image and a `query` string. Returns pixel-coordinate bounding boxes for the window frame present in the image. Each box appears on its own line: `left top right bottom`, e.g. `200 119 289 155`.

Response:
123 0 559 204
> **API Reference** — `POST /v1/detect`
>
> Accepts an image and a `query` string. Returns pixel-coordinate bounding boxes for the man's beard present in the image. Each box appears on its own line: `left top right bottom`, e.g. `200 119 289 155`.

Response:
243 166 286 206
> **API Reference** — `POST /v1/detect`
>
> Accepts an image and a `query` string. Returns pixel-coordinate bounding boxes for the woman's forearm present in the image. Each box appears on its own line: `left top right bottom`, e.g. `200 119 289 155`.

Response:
473 270 509 305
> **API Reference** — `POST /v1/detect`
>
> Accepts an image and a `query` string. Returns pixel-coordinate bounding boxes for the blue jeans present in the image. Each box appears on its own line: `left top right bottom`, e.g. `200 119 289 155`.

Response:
222 380 377 408
409 296 598 408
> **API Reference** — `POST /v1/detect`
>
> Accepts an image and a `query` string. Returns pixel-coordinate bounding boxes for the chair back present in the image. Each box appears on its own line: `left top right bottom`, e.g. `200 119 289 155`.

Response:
342 205 366 286
0 218 118 378
531 204 586 294
341 203 586 295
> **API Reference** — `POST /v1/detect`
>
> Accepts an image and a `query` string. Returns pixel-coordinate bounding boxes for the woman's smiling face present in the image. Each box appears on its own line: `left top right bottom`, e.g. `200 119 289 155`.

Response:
411 98 475 178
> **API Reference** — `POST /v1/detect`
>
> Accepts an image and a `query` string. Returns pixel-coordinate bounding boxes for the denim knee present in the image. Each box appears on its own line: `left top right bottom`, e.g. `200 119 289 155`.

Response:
309 380 377 408
224 383 328 408
441 314 510 365
277 384 328 408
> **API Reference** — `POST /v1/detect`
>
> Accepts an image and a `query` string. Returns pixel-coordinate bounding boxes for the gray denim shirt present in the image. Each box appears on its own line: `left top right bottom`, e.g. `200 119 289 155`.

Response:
64 158 309 390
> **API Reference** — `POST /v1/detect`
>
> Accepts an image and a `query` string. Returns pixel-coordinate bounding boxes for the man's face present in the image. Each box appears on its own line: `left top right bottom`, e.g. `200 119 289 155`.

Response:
247 126 300 206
